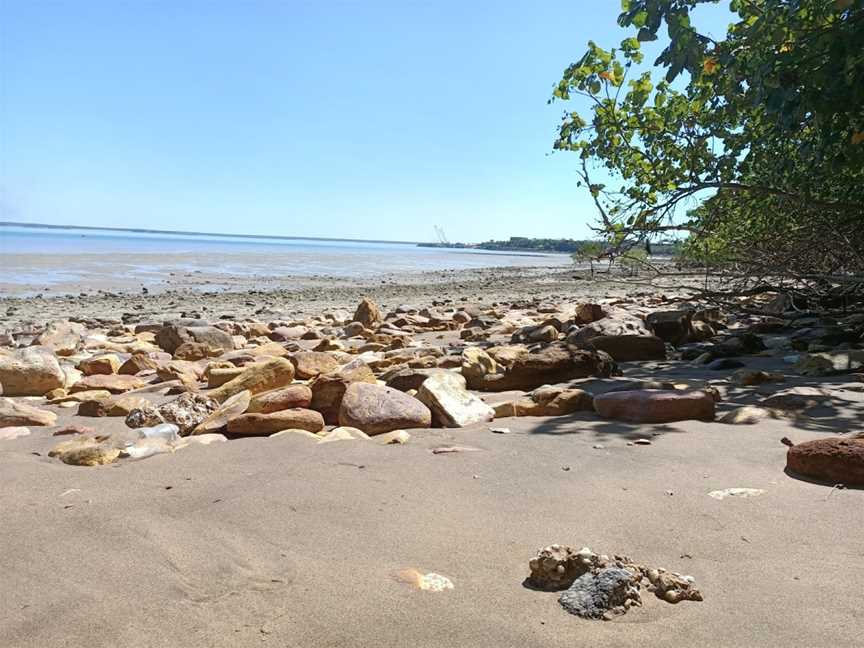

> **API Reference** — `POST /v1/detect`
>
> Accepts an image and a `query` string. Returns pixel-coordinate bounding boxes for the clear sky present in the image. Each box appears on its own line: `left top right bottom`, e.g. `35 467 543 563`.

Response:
1 1 731 243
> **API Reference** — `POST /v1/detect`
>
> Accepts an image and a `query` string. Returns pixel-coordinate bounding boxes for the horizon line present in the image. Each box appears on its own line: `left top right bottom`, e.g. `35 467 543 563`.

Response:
0 221 427 246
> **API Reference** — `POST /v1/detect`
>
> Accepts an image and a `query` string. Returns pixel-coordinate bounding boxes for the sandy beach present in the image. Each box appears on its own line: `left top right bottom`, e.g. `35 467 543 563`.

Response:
2 266 863 648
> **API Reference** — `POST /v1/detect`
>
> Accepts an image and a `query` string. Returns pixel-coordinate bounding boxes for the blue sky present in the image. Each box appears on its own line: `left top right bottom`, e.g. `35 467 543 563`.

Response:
1 1 731 243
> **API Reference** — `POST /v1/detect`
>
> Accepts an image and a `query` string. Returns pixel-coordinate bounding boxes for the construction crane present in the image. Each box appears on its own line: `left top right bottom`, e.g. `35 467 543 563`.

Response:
433 226 450 246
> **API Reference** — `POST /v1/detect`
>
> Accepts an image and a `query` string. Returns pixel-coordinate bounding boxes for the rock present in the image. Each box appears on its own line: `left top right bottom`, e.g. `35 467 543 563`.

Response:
206 366 244 388
49 389 113 404
594 389 715 423
77 354 121 376
374 429 410 445
125 401 163 428
353 297 382 329
586 335 666 362
573 303 605 325
465 344 616 392
718 406 793 424
761 387 829 411
53 424 96 436
0 398 57 427
49 436 121 466
207 357 295 403
731 369 785 386
290 351 341 379
528 545 598 591
155 323 234 355
309 362 377 424
494 387 593 418
568 311 648 345
117 353 158 376
106 395 151 417
794 351 864 376
644 568 703 603
173 341 220 361
179 433 228 446
338 382 432 435
227 408 325 435
248 385 313 413
269 325 308 341
385 368 444 392
155 393 218 434
0 426 30 441
416 372 494 427
34 321 85 355
559 568 642 619
461 347 498 385
0 347 66 396
707 357 746 370
646 310 693 345
786 438 864 486
317 426 370 443
69 374 147 394
192 390 252 434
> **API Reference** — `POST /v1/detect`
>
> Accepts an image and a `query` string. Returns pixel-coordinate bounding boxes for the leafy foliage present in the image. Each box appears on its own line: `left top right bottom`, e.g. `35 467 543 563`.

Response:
552 0 864 281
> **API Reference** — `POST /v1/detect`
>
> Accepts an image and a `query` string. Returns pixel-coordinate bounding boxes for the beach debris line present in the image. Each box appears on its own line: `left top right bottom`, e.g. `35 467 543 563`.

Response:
527 545 702 620
0 294 861 487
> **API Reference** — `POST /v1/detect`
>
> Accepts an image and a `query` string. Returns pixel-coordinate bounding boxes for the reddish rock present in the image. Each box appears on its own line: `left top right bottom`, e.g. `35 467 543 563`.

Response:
226 408 324 435
593 389 715 423
467 344 616 392
69 374 147 394
248 385 313 414
353 297 382 329
338 382 431 435
309 362 377 423
786 438 864 487
119 353 160 375
77 354 121 376
290 351 341 380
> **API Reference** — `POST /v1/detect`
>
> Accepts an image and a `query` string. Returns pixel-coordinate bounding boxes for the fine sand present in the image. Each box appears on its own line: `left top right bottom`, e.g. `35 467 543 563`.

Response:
1 269 862 647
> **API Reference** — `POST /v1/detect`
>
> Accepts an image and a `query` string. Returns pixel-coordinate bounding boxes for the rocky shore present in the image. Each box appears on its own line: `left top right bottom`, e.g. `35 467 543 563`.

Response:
1 268 863 647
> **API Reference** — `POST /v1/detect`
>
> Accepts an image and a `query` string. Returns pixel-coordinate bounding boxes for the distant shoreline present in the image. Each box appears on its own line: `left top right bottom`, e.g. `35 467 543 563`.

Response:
0 221 422 247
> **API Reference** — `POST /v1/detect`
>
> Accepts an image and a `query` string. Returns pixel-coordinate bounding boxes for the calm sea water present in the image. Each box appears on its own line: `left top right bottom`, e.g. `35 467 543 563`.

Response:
0 225 570 295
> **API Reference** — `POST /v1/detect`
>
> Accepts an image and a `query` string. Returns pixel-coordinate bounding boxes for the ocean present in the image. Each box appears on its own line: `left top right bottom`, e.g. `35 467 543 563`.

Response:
0 225 571 296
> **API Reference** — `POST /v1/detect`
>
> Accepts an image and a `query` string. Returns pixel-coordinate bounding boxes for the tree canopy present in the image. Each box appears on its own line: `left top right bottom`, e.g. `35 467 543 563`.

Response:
552 0 864 288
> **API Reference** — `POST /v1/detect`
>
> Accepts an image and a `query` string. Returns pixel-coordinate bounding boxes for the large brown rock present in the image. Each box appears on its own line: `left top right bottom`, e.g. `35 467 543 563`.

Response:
465 344 616 392
593 389 715 423
248 385 313 413
585 335 666 362
338 382 431 435
155 323 234 355
70 374 147 394
309 361 377 423
207 357 295 403
227 408 324 435
0 397 57 427
34 321 86 356
77 354 121 376
646 310 694 345
567 311 649 345
290 351 341 380
494 386 593 418
0 347 66 396
353 298 382 329
786 438 864 486
119 353 160 375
